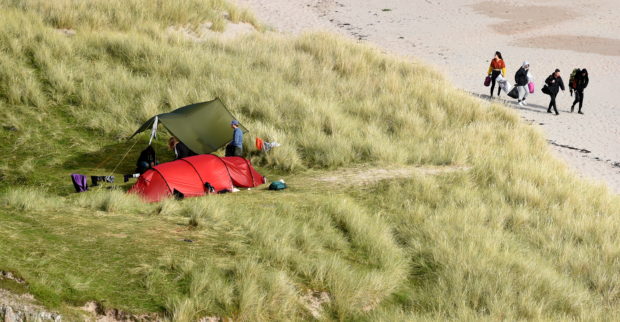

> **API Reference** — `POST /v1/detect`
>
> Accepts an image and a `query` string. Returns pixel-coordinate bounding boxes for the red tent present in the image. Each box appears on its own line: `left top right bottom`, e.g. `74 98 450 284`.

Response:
128 155 265 202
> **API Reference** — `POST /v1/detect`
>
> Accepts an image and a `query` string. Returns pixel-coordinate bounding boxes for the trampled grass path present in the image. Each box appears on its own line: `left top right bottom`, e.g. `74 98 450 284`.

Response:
313 165 470 186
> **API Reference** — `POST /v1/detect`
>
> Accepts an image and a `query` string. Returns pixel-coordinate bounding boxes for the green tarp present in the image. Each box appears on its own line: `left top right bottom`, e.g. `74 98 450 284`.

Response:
130 98 247 154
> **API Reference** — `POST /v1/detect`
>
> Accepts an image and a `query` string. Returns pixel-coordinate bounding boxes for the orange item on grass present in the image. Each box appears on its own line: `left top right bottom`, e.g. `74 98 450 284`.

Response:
255 137 264 151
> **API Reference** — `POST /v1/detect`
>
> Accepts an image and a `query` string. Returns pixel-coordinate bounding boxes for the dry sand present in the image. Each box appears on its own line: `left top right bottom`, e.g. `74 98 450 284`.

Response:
234 0 620 193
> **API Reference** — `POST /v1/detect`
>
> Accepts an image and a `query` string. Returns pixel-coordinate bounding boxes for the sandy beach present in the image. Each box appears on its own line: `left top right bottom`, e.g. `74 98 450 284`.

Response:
235 0 620 193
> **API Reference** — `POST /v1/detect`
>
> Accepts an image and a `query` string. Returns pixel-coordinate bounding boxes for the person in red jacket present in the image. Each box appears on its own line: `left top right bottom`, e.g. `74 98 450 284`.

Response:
487 51 506 98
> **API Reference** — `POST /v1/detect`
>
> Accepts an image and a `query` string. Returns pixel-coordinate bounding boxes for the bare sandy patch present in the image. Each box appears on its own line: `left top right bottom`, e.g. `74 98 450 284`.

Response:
82 301 160 321
1 270 26 284
167 22 256 42
0 288 61 321
471 1 577 34
55 28 76 36
301 290 330 319
516 35 620 57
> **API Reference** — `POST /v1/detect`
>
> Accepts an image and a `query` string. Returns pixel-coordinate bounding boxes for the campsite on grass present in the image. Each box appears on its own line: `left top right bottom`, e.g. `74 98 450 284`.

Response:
2 0 620 321
70 98 269 202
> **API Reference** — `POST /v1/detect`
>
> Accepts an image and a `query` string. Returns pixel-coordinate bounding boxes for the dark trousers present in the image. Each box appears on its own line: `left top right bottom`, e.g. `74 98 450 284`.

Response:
548 94 559 114
490 70 502 97
572 90 584 111
225 144 243 157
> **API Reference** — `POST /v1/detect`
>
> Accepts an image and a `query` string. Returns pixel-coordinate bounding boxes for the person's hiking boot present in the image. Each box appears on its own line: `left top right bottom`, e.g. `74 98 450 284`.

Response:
555 112 560 116
518 101 523 107
571 105 575 113
547 109 552 114
578 111 584 114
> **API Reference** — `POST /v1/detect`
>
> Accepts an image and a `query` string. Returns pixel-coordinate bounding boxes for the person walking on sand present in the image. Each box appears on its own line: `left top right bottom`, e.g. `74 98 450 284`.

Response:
515 61 530 106
487 51 506 98
571 68 589 114
545 69 565 115
225 120 243 157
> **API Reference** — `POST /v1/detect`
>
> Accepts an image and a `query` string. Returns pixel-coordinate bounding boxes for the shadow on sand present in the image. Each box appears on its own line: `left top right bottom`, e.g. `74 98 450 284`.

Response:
472 92 553 114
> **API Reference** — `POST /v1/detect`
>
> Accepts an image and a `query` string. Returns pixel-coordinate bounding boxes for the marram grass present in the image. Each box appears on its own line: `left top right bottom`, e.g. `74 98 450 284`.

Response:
1 0 620 321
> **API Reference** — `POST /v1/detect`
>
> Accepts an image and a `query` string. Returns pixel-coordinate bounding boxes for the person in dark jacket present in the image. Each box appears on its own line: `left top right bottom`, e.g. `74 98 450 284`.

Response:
514 61 530 106
545 69 565 115
123 145 158 182
571 68 589 114
135 145 157 173
169 137 197 159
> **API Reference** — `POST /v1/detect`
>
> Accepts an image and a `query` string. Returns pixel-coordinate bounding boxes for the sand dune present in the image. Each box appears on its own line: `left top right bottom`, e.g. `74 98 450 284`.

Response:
234 0 620 192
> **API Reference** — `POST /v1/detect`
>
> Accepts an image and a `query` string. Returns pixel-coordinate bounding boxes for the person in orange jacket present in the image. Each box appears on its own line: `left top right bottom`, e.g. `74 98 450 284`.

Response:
488 51 507 98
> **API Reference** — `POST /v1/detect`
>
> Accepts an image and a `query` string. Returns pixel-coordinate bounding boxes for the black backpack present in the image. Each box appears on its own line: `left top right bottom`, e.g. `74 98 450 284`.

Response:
569 68 581 89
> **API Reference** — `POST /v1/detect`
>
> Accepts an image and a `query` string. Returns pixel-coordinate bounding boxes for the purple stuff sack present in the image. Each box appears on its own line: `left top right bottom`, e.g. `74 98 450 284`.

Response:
484 75 491 87
71 174 88 192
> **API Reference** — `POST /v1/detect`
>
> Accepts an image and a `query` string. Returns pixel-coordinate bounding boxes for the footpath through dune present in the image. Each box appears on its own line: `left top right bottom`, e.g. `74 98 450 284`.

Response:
313 165 470 186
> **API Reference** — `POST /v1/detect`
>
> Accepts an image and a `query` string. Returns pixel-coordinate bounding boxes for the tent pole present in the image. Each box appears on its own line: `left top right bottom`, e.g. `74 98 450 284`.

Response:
148 116 158 146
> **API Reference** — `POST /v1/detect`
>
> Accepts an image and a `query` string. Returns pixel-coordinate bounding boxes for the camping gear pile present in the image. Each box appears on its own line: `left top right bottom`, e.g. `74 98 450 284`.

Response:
70 174 114 192
255 137 281 152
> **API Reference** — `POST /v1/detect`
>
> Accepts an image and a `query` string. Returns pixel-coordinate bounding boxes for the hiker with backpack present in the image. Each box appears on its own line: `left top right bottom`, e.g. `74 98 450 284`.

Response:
487 51 507 98
570 68 589 114
544 69 565 115
514 61 530 106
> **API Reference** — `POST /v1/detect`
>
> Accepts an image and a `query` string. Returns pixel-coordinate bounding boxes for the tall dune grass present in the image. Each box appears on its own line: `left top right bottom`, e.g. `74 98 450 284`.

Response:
1 0 620 321
0 3 494 181
3 0 258 31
